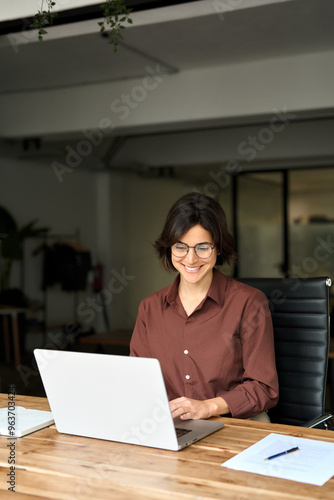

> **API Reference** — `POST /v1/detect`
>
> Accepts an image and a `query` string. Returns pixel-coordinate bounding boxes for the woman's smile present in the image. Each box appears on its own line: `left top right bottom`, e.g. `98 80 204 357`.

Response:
183 264 202 273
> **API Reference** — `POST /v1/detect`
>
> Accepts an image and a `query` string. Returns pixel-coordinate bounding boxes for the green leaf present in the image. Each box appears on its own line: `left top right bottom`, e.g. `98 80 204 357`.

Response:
98 0 133 49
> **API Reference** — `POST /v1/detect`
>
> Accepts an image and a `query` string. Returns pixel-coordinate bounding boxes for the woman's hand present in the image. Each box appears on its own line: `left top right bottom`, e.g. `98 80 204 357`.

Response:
169 396 229 420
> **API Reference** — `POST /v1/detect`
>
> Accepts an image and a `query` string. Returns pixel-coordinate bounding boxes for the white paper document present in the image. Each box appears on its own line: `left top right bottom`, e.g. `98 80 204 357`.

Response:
221 432 334 486
0 406 54 437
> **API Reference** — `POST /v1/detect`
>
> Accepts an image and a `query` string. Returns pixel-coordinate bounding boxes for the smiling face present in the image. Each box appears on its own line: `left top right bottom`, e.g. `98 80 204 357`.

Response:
171 224 217 289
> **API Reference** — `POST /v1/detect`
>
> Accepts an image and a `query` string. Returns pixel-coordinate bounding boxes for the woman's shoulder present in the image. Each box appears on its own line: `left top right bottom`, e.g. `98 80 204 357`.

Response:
216 270 267 301
138 280 175 309
143 283 172 301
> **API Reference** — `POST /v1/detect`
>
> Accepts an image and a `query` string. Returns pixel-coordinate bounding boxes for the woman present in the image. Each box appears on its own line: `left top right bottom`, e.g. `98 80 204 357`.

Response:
130 192 279 421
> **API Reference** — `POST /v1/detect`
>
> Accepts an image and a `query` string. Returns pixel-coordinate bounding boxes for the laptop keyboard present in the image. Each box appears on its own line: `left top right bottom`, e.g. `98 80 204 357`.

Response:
175 427 192 438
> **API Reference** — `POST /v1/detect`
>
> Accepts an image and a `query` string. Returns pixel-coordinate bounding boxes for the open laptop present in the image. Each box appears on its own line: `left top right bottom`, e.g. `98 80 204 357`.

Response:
34 349 223 451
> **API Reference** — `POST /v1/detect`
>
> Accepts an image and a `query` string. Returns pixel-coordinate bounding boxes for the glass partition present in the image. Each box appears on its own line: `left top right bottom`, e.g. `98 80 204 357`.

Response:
289 168 334 283
237 172 284 277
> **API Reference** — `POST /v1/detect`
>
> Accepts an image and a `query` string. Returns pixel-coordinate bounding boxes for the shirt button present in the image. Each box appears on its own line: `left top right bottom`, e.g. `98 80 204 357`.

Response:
184 350 188 354
185 375 190 380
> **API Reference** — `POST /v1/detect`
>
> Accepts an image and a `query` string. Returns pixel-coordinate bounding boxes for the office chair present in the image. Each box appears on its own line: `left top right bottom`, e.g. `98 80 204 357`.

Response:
238 276 333 429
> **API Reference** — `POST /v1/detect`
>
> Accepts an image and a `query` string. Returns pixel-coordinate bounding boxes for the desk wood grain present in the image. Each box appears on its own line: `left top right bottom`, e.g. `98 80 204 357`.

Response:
1 394 334 499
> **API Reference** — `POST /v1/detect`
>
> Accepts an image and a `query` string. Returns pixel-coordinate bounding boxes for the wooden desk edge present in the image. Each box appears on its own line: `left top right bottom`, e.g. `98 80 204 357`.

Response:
0 394 332 442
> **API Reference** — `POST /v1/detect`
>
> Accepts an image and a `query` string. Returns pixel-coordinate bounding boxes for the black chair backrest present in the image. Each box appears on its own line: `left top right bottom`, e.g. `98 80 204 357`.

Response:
238 277 331 426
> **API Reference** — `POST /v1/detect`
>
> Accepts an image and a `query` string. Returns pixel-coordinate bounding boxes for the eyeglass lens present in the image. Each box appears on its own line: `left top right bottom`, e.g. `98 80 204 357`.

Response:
172 243 213 258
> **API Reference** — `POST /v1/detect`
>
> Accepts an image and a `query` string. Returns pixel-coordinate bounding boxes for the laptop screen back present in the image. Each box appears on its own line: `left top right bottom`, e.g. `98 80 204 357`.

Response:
34 349 179 450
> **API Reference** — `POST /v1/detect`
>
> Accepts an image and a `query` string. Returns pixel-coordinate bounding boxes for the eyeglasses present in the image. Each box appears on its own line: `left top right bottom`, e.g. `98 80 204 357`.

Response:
171 242 214 259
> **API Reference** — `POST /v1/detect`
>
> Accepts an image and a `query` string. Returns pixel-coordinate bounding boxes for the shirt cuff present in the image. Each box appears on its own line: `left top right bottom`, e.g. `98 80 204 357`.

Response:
220 390 254 419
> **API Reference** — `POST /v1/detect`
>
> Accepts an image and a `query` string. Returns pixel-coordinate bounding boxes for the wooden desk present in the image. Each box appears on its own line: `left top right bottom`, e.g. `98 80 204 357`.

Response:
1 394 334 499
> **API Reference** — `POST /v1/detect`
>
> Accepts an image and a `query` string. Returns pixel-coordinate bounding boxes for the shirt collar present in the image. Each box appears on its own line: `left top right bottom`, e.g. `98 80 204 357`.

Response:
165 273 180 307
206 268 228 308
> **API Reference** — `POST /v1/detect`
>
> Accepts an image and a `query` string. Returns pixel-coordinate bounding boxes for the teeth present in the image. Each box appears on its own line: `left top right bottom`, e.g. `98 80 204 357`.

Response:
185 266 200 271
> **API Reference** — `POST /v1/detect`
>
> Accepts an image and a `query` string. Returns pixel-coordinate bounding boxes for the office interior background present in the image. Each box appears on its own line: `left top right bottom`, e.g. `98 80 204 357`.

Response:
0 1 333 396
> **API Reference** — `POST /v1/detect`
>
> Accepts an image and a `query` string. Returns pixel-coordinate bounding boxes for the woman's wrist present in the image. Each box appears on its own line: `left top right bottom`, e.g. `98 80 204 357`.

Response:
208 397 230 417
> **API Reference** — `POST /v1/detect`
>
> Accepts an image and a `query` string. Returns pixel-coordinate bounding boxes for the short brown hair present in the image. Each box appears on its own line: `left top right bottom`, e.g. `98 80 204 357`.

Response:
154 193 237 271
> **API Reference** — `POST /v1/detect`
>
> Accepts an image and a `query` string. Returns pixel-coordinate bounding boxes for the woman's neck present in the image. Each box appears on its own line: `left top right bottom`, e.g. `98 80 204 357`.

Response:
178 271 214 305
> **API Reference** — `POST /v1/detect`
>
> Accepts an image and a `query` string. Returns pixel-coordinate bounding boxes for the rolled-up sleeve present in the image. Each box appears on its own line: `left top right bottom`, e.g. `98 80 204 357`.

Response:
220 292 279 418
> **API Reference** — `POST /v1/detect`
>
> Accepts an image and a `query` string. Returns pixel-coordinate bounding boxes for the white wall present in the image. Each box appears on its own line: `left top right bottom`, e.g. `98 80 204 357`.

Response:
1 50 334 139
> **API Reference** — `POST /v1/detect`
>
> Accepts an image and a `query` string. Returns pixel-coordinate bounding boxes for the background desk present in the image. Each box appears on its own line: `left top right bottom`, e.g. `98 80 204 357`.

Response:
78 329 132 355
1 394 334 499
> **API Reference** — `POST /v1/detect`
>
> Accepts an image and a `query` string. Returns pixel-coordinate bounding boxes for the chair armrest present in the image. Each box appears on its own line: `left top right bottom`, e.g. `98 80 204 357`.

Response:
302 413 334 429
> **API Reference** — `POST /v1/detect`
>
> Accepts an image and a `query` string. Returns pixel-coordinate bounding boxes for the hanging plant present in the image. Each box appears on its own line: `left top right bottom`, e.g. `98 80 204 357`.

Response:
99 0 133 52
31 0 133 51
31 1 58 42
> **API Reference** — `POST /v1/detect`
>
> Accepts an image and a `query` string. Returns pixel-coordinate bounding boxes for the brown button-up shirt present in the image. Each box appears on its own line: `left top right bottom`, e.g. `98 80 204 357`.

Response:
130 269 279 418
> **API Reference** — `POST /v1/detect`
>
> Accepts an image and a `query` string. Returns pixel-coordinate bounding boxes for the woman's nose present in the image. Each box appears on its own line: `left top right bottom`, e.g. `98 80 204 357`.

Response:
185 247 198 263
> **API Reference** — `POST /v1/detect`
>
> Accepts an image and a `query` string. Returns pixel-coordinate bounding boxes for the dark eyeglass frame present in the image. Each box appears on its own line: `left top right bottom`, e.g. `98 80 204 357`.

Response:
171 242 215 259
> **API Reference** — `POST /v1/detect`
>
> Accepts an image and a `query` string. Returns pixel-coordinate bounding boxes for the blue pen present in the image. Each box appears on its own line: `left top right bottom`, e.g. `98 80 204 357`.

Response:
264 446 299 461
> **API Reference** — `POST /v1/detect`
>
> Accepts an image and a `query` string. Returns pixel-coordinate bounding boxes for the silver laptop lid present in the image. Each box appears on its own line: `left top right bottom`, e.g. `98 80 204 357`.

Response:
34 349 179 450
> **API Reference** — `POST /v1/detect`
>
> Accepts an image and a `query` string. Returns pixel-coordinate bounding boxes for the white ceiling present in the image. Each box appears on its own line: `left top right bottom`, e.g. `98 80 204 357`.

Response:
0 0 334 173
1 0 333 95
